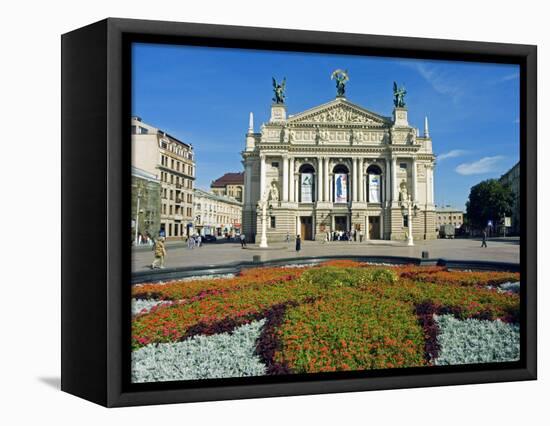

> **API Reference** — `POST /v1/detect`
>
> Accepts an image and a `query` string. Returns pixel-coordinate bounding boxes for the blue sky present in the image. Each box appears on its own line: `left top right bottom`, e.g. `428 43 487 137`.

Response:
132 43 519 210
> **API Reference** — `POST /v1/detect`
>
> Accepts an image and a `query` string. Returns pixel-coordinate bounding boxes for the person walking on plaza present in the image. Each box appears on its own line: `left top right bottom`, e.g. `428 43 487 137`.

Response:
285 232 290 245
295 234 301 252
197 234 202 248
187 235 195 249
359 229 364 243
151 237 166 269
481 229 488 248
240 233 247 248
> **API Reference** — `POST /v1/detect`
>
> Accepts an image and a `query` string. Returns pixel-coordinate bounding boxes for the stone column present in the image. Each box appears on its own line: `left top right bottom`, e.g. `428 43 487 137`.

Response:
385 158 391 205
324 158 330 202
351 158 357 201
260 155 266 200
329 173 333 202
244 161 252 206
317 158 323 202
358 159 364 202
391 157 398 202
295 174 299 203
412 158 417 202
282 156 288 202
428 165 435 204
289 157 295 202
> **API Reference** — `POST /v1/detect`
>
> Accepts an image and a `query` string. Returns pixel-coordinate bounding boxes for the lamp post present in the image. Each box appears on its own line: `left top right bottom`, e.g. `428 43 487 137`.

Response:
259 190 269 248
134 187 142 245
401 194 416 246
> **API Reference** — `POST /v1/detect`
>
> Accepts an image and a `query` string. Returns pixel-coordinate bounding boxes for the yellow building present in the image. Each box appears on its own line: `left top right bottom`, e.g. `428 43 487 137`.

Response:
211 172 244 202
131 117 195 239
436 207 464 230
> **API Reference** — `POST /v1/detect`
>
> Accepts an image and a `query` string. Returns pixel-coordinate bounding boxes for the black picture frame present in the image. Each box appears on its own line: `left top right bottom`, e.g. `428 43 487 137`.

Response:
61 17 537 407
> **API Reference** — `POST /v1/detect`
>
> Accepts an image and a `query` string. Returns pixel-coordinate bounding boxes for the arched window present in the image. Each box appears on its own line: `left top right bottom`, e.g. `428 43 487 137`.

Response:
299 164 315 203
333 164 349 203
366 164 383 203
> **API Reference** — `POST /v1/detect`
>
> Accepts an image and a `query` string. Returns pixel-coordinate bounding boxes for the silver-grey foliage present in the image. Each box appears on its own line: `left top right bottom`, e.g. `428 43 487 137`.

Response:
499 281 520 294
131 319 267 383
131 298 173 316
434 314 520 365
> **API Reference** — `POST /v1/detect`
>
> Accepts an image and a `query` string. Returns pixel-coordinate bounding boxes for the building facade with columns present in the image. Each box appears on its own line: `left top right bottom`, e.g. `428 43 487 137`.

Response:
241 84 437 243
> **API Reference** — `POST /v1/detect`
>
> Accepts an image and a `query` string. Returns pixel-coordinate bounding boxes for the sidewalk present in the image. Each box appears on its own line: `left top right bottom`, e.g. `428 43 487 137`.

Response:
132 237 519 272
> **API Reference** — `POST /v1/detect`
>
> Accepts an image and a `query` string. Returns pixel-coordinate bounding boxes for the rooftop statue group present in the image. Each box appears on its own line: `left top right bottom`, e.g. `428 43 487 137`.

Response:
271 72 407 107
393 81 407 108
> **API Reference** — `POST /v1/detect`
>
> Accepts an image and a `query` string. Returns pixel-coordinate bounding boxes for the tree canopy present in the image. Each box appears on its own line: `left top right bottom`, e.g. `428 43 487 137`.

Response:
466 179 515 230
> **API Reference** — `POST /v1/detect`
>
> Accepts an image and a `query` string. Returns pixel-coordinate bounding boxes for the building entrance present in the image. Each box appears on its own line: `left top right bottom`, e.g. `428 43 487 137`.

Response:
369 216 381 239
300 217 313 240
334 216 348 232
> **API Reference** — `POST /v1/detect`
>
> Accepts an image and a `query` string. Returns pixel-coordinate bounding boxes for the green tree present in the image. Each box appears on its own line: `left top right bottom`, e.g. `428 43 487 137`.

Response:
466 179 514 230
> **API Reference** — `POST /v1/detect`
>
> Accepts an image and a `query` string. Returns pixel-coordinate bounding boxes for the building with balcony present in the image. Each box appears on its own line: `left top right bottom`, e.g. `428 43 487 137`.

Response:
193 188 242 237
211 172 244 202
131 117 195 239
241 77 436 243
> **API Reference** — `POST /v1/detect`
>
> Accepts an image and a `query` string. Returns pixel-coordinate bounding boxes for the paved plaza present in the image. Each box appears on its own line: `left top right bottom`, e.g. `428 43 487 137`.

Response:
132 237 519 272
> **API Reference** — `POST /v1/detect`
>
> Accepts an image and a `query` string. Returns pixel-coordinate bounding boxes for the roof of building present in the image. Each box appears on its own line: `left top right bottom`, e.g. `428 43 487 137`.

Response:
131 166 159 183
131 116 193 149
211 172 245 187
435 206 464 214
193 188 242 206
500 161 520 180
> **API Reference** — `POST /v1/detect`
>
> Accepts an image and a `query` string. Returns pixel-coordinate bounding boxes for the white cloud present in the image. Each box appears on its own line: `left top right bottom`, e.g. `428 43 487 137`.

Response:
438 149 468 161
400 61 463 103
455 156 505 175
500 72 519 82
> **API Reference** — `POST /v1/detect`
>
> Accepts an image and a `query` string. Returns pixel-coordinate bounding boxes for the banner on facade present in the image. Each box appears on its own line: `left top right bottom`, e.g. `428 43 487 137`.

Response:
334 173 347 203
368 174 381 203
301 173 313 202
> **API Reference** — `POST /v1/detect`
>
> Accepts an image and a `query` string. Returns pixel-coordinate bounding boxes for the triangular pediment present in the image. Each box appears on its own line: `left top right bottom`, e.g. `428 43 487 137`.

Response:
288 98 390 126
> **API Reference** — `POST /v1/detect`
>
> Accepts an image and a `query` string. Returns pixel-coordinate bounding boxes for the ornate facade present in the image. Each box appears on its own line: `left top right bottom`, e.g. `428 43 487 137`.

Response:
242 84 436 243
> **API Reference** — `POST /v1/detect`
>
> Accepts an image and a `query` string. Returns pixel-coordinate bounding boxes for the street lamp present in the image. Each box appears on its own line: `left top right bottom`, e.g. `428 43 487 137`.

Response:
134 187 142 245
258 190 269 248
401 194 417 246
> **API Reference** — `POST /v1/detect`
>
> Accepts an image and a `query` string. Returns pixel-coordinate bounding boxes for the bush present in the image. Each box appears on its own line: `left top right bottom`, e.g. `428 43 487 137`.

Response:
370 268 398 284
433 315 520 365
274 288 426 372
132 319 267 383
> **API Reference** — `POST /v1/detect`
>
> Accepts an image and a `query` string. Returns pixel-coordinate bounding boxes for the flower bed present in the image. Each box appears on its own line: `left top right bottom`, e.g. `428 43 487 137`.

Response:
131 261 520 382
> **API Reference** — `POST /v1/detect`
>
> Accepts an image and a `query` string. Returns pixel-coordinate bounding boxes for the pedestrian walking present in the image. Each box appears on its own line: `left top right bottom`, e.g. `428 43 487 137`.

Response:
151 237 166 269
326 231 330 243
240 233 247 248
359 229 364 243
295 234 301 252
481 230 488 248
187 235 195 249
285 232 290 244
197 234 202 248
